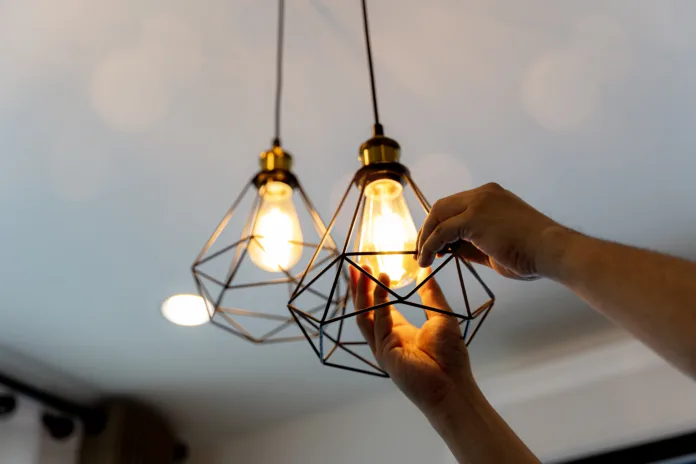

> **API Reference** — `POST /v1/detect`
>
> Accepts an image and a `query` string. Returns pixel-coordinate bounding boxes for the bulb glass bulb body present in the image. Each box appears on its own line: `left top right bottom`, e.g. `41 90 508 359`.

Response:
355 178 420 288
248 181 303 272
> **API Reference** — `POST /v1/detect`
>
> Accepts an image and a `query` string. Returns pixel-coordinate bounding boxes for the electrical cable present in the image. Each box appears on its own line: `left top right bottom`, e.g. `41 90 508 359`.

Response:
361 0 383 135
273 0 285 146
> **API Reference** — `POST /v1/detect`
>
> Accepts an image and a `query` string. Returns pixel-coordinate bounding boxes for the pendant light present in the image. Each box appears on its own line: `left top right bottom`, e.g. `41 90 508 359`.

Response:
287 0 495 376
192 0 347 343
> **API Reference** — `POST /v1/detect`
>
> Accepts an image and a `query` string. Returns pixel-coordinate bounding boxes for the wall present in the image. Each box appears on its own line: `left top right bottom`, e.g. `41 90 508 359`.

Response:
190 392 446 464
0 395 82 464
500 365 696 461
0 344 91 464
0 398 41 464
192 339 696 463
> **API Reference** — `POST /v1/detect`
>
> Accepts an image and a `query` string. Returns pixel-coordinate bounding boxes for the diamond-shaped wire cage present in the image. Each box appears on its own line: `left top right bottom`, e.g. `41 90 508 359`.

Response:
288 162 495 376
192 172 348 344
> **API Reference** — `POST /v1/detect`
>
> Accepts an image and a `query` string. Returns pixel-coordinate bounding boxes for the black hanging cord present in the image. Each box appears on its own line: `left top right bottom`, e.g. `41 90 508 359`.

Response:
272 0 285 147
361 0 383 136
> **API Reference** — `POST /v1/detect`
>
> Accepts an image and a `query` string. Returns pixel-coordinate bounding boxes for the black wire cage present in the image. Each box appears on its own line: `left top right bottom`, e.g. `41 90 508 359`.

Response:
288 143 495 377
192 154 348 344
190 0 348 343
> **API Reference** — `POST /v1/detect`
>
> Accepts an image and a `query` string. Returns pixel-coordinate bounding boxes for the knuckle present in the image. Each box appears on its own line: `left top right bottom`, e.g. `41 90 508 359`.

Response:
431 199 446 216
433 224 446 239
471 192 491 209
457 221 469 238
485 182 503 191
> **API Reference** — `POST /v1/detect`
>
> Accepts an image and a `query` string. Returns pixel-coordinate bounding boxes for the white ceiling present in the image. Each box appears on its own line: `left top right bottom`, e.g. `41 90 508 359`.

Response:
2 0 696 446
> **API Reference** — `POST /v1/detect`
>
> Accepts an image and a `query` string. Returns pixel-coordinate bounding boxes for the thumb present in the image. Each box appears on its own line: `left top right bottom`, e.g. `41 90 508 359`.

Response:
417 268 459 330
417 268 449 309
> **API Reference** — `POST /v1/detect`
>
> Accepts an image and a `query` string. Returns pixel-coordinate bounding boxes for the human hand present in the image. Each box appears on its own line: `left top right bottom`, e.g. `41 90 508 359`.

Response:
349 265 475 416
417 183 564 280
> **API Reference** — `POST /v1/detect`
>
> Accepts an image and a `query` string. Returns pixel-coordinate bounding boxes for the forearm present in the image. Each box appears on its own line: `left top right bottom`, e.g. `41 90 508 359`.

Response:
540 227 696 377
427 385 539 464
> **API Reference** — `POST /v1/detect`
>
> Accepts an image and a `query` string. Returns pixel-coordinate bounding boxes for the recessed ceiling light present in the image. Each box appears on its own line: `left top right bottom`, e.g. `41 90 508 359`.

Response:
161 294 210 327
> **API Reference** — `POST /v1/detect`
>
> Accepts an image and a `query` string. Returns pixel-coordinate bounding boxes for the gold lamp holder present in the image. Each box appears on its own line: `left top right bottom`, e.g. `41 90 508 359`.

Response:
359 135 401 167
354 132 408 189
253 144 298 189
260 145 293 172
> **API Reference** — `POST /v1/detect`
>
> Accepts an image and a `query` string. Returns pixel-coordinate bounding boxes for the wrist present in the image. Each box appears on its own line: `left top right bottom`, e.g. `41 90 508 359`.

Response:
425 380 486 437
425 381 542 464
535 225 585 281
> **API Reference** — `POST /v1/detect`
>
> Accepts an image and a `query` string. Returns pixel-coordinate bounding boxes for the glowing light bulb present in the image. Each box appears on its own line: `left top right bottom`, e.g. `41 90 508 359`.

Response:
355 178 420 288
248 181 303 272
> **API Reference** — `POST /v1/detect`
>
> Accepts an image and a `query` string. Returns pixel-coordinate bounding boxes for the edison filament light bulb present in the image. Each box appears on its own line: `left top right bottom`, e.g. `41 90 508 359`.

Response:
248 180 303 272
355 178 420 288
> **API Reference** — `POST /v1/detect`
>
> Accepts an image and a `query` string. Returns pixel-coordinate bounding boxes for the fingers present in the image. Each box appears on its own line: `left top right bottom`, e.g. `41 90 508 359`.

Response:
417 193 469 257
351 266 413 355
417 185 494 256
418 211 473 267
349 265 376 353
372 273 393 348
351 264 375 310
349 265 358 301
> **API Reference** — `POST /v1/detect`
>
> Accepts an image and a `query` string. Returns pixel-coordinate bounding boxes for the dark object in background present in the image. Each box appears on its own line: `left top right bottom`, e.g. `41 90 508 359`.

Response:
42 413 75 440
0 370 105 434
79 400 179 464
0 394 17 417
556 430 696 464
173 442 189 462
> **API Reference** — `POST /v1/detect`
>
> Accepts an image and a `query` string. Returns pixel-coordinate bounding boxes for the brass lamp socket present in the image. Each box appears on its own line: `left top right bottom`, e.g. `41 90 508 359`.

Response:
259 145 293 172
359 135 401 166
253 145 298 189
355 135 409 189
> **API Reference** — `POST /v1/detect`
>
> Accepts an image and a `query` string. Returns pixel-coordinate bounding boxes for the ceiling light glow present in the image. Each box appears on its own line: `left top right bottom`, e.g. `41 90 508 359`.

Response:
161 294 211 327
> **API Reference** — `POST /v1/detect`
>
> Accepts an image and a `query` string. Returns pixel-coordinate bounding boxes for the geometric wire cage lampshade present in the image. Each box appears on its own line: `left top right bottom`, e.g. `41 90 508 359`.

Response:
191 0 347 343
288 137 495 375
192 153 347 343
287 0 494 375
192 147 347 343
